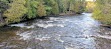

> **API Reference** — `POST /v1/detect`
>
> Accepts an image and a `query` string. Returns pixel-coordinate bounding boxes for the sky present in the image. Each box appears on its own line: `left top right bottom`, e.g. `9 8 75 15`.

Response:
86 0 94 1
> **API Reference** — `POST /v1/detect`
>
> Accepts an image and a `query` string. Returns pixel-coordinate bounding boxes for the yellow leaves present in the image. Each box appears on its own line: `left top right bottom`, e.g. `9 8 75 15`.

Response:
86 1 95 8
85 1 95 13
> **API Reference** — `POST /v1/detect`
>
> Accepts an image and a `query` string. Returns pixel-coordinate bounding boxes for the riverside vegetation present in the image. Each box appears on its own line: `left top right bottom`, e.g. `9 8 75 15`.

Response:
92 0 111 25
0 0 86 26
1 0 111 26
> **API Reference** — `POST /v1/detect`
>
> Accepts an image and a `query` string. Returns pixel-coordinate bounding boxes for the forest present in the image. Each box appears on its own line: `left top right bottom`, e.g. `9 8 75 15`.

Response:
0 0 86 26
0 0 111 25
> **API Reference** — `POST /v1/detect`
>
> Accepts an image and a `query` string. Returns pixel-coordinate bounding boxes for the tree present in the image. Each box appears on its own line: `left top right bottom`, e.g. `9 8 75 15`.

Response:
25 0 38 19
0 0 9 13
74 0 86 14
44 0 59 15
69 0 76 12
50 0 59 15
0 0 9 24
55 0 86 13
85 1 95 13
3 0 27 23
36 1 46 17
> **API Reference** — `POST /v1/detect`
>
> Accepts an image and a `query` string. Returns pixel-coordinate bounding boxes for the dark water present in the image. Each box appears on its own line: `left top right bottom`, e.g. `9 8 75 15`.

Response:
0 13 111 49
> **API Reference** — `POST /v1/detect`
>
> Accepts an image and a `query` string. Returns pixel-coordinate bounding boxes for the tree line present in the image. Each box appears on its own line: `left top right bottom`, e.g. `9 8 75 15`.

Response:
93 0 111 25
0 0 86 26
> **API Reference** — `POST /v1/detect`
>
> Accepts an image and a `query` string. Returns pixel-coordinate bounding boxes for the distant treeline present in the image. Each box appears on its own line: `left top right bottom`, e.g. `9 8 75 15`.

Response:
93 0 111 25
0 0 86 26
85 1 95 13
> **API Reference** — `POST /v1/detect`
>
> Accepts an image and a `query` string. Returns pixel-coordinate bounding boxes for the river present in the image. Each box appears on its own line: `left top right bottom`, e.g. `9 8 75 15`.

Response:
0 13 111 49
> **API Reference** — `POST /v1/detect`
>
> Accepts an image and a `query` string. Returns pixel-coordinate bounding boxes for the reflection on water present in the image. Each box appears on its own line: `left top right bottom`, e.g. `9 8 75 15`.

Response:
0 13 111 49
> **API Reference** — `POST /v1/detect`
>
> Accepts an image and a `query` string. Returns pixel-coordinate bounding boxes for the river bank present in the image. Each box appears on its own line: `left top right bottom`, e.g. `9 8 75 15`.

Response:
0 12 77 27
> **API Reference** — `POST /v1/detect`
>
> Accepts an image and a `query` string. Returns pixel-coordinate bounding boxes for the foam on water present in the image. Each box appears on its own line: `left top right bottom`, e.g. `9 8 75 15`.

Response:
10 23 35 29
35 37 51 41
17 31 32 40
97 35 111 39
65 47 73 49
37 24 65 28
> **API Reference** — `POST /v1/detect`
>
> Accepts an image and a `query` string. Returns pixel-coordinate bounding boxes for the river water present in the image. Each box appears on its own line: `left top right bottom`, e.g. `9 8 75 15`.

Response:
0 13 111 49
